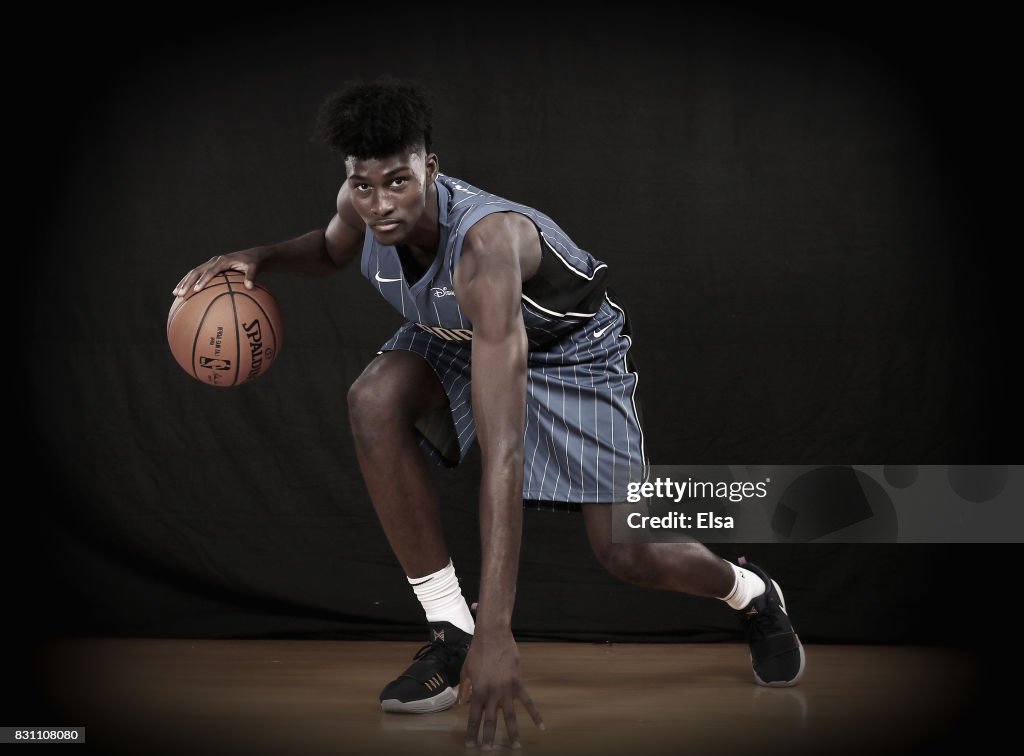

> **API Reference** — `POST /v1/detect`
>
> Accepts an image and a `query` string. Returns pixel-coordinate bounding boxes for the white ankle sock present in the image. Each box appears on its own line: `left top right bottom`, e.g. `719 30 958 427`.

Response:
721 559 766 610
408 559 475 634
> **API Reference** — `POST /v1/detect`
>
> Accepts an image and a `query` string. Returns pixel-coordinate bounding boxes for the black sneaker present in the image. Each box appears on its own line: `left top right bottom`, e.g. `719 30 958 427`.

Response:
737 556 806 687
379 621 472 713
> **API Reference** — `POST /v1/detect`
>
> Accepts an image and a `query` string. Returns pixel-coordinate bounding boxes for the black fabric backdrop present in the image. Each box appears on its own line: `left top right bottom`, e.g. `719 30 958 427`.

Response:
9 3 1018 747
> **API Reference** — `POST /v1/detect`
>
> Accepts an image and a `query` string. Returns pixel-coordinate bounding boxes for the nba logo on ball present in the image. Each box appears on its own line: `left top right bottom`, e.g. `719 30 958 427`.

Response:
167 271 284 387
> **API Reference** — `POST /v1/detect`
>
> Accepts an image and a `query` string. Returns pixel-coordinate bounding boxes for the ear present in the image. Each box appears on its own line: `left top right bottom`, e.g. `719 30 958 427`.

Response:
425 152 440 182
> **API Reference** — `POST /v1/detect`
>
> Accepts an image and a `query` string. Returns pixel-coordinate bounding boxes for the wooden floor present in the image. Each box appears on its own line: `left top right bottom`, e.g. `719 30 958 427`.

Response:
31 639 982 756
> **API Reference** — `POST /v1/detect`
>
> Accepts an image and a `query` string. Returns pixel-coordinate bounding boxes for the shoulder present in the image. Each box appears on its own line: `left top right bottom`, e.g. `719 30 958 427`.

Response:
335 183 365 233
459 212 541 287
323 183 366 263
462 212 537 258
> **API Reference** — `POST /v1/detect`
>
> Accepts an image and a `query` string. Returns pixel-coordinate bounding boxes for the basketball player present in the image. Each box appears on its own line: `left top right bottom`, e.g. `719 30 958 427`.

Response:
173 77 804 748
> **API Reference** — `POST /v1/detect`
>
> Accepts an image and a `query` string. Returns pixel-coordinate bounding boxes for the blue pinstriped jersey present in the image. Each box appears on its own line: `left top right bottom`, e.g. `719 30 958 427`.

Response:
358 174 608 348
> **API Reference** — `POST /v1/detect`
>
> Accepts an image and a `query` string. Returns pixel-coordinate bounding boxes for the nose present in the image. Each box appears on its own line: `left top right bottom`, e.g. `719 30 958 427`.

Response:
371 192 394 217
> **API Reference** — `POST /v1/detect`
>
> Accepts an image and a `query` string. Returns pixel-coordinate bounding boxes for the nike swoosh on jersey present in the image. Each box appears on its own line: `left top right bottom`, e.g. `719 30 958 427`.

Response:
375 271 403 283
593 325 611 337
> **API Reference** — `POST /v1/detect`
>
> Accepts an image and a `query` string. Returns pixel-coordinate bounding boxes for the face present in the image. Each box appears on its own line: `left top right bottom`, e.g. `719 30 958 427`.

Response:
345 147 439 245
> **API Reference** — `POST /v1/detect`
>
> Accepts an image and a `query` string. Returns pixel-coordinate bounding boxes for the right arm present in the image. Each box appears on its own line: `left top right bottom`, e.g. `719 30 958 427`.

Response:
172 189 365 298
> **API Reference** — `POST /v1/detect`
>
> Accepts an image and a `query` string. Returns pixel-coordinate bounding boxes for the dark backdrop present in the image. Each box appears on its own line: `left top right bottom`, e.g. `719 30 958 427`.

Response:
10 2 1018 749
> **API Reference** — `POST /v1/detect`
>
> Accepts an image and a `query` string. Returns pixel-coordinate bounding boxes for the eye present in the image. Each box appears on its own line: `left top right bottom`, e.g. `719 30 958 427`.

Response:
392 176 409 187
356 183 370 192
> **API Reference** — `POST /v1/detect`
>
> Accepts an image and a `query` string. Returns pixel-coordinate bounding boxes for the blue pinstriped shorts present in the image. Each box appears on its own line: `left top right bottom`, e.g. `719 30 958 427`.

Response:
377 296 647 506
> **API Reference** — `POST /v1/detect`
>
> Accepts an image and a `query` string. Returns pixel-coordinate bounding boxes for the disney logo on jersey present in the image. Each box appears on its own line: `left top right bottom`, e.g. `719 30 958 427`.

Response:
417 323 473 342
431 286 456 298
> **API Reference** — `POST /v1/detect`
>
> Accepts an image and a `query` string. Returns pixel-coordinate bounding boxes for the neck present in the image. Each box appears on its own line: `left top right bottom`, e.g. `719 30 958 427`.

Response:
405 180 440 252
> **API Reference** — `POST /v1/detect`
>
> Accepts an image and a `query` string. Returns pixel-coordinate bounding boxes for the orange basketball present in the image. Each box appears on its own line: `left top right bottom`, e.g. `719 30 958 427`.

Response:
167 271 283 387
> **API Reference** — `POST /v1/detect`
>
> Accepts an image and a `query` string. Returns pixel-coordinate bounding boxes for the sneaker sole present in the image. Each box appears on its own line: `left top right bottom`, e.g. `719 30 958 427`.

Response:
380 686 458 714
753 642 806 688
751 579 806 688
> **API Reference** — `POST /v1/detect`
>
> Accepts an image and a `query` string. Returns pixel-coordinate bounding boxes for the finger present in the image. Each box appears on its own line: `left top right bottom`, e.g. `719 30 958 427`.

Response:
192 268 219 294
520 691 545 730
503 702 520 748
178 275 203 299
173 271 196 297
188 256 224 294
243 267 256 289
464 699 483 748
481 704 498 750
458 675 472 705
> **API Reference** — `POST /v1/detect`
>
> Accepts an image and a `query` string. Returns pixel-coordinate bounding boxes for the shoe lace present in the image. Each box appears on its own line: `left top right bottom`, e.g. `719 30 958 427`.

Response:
745 602 770 639
411 638 456 665
744 601 778 641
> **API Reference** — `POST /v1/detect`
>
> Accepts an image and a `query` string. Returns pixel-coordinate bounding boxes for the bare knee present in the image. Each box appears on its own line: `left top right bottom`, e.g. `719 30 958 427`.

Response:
348 379 409 448
347 371 387 420
347 352 446 444
584 503 654 586
593 541 652 586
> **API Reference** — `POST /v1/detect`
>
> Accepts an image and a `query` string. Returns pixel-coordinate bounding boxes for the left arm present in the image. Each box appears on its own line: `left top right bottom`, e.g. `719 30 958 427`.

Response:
454 212 544 748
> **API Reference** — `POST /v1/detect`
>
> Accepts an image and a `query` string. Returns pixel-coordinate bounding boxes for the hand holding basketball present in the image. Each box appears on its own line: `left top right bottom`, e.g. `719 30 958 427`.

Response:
167 270 284 387
172 248 265 299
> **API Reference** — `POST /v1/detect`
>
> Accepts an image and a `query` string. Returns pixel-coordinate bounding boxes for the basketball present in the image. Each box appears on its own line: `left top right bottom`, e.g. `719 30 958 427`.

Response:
167 271 283 387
